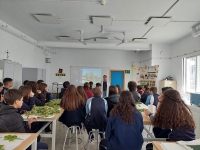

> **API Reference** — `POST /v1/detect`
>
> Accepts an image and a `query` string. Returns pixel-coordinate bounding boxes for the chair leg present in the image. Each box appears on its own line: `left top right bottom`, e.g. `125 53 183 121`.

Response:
63 128 69 150
96 130 99 150
75 127 78 150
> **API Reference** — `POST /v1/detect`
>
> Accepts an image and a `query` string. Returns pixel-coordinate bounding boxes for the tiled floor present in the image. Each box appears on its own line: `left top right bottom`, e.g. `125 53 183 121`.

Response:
41 121 149 150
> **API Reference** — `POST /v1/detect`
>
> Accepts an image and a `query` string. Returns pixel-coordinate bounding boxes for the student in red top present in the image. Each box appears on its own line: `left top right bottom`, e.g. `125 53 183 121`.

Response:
84 82 94 99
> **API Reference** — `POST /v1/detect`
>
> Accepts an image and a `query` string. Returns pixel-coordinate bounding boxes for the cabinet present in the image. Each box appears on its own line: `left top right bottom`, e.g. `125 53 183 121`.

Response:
160 80 177 92
22 68 46 83
0 60 22 88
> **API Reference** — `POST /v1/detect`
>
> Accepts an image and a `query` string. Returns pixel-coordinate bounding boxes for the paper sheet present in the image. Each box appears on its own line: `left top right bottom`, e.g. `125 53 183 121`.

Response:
160 143 186 150
136 103 148 110
0 134 31 150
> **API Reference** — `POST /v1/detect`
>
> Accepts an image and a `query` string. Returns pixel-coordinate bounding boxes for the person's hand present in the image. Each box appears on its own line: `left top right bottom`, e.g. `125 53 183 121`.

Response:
45 88 49 92
29 92 34 97
36 90 41 94
144 109 151 116
28 117 37 129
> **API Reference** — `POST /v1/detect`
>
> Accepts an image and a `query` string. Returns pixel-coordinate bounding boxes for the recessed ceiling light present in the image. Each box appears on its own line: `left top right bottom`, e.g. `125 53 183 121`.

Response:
34 14 60 24
92 17 113 26
57 36 73 40
145 17 171 27
133 38 148 42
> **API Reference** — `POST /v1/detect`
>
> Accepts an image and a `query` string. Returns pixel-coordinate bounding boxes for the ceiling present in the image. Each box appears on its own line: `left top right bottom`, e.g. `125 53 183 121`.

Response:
0 0 200 51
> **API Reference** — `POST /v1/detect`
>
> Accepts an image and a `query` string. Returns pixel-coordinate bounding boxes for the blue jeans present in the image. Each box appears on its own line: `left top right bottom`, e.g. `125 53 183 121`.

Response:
103 91 107 98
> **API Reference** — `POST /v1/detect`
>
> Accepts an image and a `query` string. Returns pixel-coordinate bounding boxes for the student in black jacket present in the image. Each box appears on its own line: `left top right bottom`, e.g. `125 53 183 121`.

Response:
26 81 45 106
0 89 48 150
59 81 70 98
128 81 141 102
59 85 85 128
0 78 13 95
105 85 119 117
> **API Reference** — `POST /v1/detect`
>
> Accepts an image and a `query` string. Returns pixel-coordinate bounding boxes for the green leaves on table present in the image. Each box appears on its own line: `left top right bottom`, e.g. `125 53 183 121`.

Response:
0 145 5 150
4 135 23 142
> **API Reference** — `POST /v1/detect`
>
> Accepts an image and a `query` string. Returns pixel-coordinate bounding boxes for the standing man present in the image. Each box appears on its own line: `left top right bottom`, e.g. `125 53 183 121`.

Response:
102 75 108 98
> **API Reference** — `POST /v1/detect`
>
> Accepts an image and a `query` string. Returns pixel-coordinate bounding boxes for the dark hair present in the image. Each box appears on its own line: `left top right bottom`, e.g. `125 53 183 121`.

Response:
39 83 47 94
108 85 118 96
116 85 122 94
89 81 93 86
4 89 23 105
77 86 88 103
37 80 44 85
19 86 32 100
103 75 107 78
23 80 29 86
0 82 3 87
150 87 157 94
110 91 136 124
3 78 13 85
96 83 101 87
63 81 70 89
25 81 38 93
137 85 142 90
143 85 149 93
128 81 137 91
152 90 195 130
92 87 102 96
162 87 173 92
60 85 85 111
84 82 90 89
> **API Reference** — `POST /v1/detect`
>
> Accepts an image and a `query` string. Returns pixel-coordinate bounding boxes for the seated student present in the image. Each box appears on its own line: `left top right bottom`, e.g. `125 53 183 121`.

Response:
37 80 44 85
0 78 13 95
128 81 141 102
96 83 102 90
145 87 159 107
26 81 45 106
141 85 150 104
59 81 70 98
84 82 94 99
146 90 196 150
77 86 88 104
18 86 35 113
116 85 122 95
100 91 144 150
0 89 48 150
137 85 143 95
0 82 3 102
23 80 29 86
39 83 51 102
85 88 108 142
59 85 85 128
89 81 93 90
105 86 119 117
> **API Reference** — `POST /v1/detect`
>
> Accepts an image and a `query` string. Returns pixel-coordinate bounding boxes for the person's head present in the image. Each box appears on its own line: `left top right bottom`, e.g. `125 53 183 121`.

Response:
23 80 29 86
77 86 88 103
89 81 93 87
63 81 70 89
96 83 102 89
19 86 33 100
25 81 38 93
84 82 90 89
0 82 3 92
137 85 142 91
103 75 107 81
108 85 118 96
142 85 149 93
149 87 157 95
60 85 85 111
3 78 13 88
110 91 136 124
116 85 122 94
4 89 23 108
152 90 195 130
38 83 48 93
128 81 137 92
37 80 44 85
158 87 173 101
92 87 102 97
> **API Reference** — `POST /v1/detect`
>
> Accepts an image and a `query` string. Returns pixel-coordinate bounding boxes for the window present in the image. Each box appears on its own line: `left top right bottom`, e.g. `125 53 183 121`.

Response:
185 55 200 93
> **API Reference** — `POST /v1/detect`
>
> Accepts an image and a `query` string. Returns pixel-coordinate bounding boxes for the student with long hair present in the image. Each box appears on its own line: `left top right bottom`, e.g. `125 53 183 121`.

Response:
128 81 141 102
146 90 196 150
84 82 94 98
101 91 143 150
26 81 45 106
141 85 150 104
115 85 122 95
105 86 119 117
59 85 85 127
77 86 88 104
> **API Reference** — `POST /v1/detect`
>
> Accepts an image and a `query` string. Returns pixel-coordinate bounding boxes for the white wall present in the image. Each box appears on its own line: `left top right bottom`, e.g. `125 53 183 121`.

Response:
140 50 152 67
170 35 200 94
0 29 51 85
49 49 141 92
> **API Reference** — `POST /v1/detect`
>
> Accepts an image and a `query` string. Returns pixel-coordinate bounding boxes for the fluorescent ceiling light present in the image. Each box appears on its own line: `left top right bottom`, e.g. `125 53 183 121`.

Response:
34 14 60 24
146 17 171 27
92 17 113 26
96 38 109 42
57 36 73 40
133 38 148 42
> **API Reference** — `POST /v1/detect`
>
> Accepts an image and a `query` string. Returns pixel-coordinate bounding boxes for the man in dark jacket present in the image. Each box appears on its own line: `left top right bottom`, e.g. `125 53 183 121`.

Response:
0 89 48 150
0 78 13 95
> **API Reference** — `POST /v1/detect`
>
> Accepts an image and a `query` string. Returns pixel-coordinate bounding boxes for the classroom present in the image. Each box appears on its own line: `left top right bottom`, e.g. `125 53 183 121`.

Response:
0 0 200 150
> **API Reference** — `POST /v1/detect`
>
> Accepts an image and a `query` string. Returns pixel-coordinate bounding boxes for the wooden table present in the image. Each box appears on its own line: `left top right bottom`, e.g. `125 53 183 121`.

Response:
152 141 176 150
0 133 38 150
142 113 152 125
23 109 64 150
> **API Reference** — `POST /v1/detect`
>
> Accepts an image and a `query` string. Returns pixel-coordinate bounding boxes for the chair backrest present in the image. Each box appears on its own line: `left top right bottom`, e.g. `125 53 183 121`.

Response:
99 145 107 150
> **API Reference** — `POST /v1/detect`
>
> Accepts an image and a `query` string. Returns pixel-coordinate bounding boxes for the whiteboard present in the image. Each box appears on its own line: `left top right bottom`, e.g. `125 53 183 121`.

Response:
70 66 110 86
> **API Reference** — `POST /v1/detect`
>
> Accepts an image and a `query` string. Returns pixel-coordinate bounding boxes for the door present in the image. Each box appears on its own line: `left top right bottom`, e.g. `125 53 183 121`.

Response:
111 70 125 89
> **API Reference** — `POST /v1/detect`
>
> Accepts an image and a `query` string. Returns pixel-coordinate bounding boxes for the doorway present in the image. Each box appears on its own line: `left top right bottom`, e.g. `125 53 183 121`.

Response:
110 70 125 89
